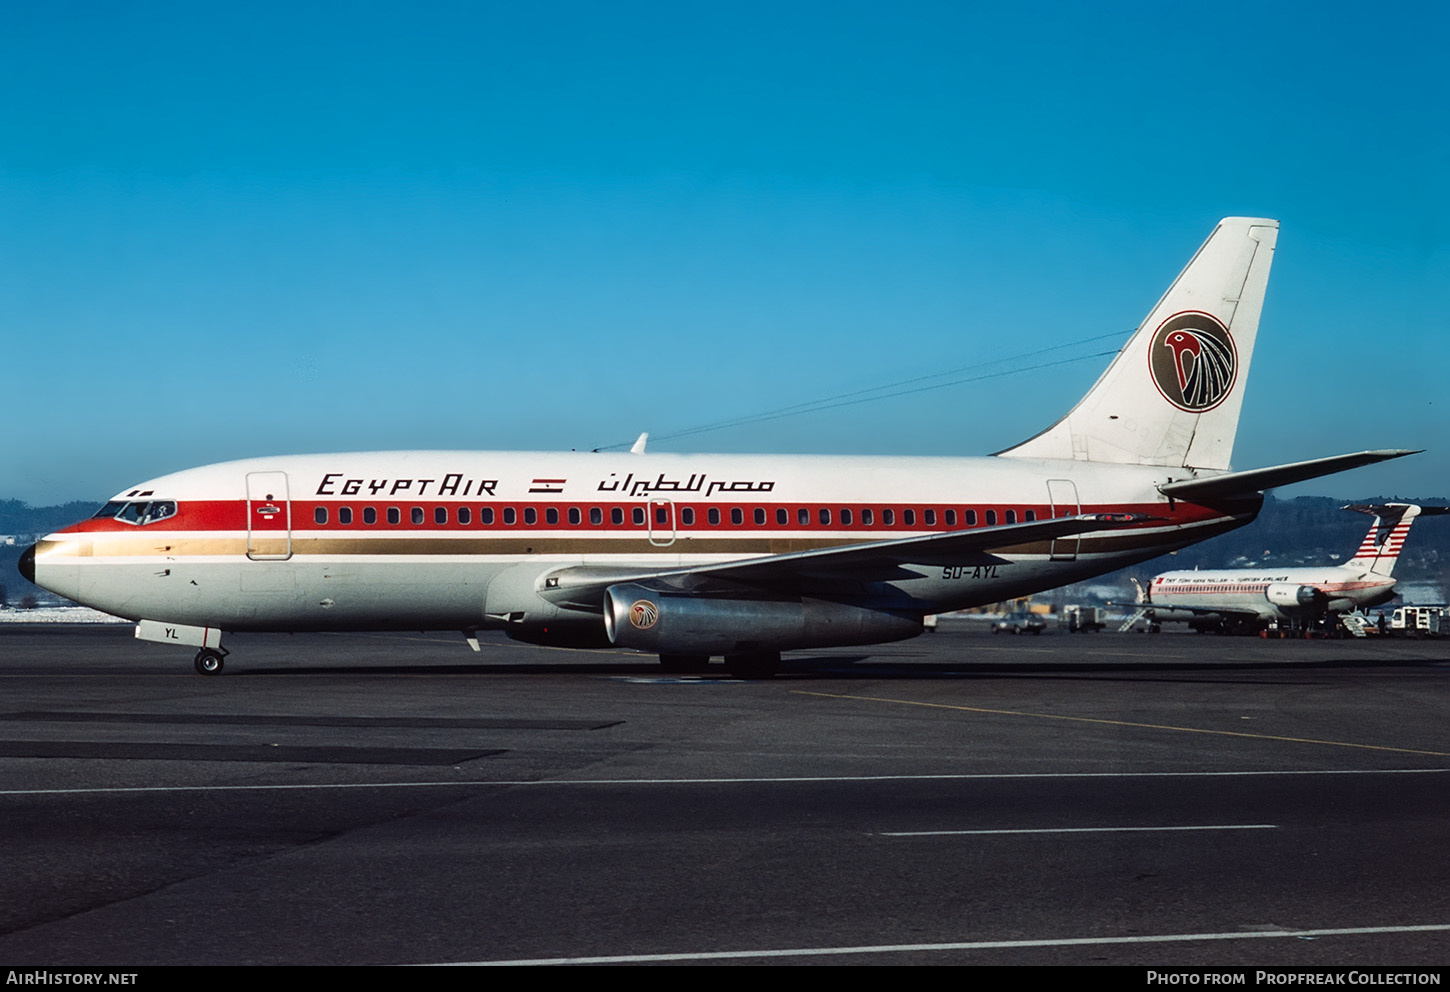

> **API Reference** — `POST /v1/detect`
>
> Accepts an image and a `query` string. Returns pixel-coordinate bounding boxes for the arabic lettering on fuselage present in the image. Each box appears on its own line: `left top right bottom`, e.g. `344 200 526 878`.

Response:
595 473 776 498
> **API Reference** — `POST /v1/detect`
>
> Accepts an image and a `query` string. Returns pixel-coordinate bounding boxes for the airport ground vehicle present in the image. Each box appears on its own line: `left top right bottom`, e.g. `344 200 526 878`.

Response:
995 612 1046 635
1391 605 1448 637
1062 605 1106 633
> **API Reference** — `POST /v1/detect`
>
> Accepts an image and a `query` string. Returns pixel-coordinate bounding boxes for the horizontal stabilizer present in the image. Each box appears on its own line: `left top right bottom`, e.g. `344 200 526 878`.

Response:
1157 450 1420 501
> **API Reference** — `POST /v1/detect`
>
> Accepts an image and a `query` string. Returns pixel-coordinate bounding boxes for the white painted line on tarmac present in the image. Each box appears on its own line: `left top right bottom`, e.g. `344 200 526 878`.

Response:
438 922 1450 965
881 823 1278 836
0 766 1445 796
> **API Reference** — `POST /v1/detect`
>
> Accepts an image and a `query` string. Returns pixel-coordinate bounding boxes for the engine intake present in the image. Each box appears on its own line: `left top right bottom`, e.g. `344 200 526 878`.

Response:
1264 583 1326 610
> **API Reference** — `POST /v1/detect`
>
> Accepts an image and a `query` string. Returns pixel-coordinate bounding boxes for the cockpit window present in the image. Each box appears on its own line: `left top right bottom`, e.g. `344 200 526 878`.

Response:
94 501 128 519
109 500 178 525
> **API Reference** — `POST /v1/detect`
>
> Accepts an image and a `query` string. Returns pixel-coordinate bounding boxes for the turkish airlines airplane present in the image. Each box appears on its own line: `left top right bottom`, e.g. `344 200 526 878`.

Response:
1138 503 1447 633
19 217 1417 676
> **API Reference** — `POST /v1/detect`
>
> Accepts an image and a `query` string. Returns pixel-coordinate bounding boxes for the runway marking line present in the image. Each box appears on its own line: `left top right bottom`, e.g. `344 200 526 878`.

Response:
441 922 1450 965
0 768 1443 797
881 824 1277 836
794 690 1450 757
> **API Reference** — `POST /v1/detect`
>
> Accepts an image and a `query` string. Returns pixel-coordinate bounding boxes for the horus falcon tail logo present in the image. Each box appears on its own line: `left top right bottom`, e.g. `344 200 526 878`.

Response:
1148 311 1237 412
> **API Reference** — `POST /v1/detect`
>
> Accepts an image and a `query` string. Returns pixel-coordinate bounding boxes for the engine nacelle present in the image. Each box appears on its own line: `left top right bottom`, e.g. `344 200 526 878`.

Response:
1264 583 1325 610
603 582 922 655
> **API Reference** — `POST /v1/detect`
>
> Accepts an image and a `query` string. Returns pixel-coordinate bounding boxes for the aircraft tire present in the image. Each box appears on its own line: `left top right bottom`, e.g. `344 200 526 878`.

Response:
724 652 779 680
194 649 225 676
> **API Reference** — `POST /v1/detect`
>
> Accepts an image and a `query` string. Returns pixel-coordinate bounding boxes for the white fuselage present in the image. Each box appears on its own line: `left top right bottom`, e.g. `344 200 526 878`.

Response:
30 449 1256 642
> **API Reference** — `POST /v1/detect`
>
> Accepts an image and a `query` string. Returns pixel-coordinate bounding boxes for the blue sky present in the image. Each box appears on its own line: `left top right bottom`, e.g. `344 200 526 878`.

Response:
3 1 1446 504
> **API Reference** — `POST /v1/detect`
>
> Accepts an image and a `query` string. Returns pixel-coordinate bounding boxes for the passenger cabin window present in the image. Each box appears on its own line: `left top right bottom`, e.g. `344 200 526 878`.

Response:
883 508 895 526
862 508 874 526
363 507 377 525
411 507 424 525
458 507 472 525
315 507 328 525
1025 510 1036 522
339 507 353 525
986 510 997 526
755 508 766 526
798 508 810 526
545 507 559 525
776 508 788 525
611 508 623 525
388 507 401 525
945 510 956 527
731 508 743 526
1005 510 1017 524
634 507 646 525
924 509 936 526
590 508 603 525
903 509 915 526
481 507 495 525
965 510 976 526
819 508 832 525
681 508 696 525
840 508 853 526
708 508 720 526
524 507 537 525
503 507 516 525
435 507 447 525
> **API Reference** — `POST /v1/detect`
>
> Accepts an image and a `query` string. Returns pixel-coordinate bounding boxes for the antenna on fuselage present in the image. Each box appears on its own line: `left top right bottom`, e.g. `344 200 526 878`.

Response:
630 433 649 454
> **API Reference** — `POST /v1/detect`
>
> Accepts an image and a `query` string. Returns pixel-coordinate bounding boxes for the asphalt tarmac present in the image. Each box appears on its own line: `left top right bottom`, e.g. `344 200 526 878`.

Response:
0 620 1447 966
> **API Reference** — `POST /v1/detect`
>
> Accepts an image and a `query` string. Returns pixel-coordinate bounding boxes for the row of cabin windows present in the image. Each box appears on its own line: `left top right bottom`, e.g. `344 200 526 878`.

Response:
311 504 1036 528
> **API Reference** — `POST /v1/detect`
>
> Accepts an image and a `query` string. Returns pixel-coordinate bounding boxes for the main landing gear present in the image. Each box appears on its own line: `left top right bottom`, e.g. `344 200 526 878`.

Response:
194 647 228 676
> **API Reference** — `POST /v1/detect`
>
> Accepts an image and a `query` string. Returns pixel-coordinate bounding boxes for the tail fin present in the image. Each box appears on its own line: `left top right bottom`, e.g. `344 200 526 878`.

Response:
1344 504 1423 577
998 217 1278 471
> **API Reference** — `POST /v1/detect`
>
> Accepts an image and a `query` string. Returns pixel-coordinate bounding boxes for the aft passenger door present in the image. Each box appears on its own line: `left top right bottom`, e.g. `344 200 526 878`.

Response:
1046 479 1080 561
246 471 292 561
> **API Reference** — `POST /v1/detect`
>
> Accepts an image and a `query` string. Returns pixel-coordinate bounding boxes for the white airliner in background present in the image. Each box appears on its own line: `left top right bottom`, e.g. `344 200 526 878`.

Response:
21 218 1419 676
1135 503 1447 633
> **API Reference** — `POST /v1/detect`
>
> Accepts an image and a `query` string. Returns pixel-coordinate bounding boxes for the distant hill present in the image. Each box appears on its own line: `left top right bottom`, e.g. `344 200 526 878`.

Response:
0 499 97 538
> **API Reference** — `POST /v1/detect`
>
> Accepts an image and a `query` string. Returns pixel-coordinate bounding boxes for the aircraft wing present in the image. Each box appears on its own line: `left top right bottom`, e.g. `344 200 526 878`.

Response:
540 513 1151 609
1157 449 1420 501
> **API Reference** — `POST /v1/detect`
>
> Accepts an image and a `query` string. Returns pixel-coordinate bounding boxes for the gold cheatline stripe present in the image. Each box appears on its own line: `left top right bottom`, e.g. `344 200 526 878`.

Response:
793 691 1450 758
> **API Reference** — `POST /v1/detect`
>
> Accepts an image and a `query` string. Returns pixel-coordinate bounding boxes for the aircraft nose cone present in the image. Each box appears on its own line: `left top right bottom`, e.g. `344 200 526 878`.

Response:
18 544 35 583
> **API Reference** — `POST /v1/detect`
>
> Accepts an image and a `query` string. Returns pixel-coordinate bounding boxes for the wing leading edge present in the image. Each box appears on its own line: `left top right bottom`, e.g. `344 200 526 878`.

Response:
539 512 1154 610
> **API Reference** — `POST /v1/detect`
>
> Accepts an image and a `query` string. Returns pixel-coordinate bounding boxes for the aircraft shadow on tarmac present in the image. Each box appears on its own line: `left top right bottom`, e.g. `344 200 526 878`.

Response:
223 653 1446 682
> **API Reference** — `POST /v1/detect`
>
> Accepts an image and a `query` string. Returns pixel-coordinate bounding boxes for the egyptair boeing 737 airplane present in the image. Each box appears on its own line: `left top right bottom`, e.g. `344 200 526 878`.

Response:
20 218 1419 676
1138 503 1447 633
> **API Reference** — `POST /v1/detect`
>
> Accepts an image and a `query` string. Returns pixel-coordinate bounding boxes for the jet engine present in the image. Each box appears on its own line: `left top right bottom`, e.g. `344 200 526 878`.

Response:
1264 583 1326 610
603 582 922 655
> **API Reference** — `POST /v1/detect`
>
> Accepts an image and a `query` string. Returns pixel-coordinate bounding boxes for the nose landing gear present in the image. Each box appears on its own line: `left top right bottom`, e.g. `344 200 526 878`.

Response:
194 647 228 675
